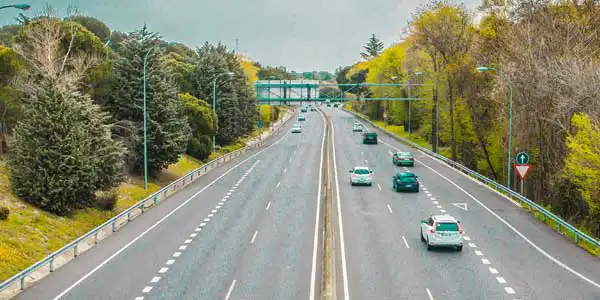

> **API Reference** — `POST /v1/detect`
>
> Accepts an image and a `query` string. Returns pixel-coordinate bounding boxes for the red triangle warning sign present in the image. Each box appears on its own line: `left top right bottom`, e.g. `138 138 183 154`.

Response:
515 164 531 180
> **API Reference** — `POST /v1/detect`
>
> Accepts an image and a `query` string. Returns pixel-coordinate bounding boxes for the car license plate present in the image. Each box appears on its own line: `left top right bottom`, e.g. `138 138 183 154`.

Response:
405 185 412 187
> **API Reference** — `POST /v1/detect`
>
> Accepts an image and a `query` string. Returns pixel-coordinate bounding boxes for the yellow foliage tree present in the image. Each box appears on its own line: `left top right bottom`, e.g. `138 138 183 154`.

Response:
564 113 600 215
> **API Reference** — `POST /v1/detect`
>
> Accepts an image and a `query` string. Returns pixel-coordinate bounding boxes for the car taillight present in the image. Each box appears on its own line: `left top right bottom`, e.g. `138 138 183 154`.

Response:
429 228 436 234
458 223 464 234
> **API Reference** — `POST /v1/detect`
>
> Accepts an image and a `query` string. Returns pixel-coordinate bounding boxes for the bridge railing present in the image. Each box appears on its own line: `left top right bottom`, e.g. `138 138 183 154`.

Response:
345 108 600 252
0 109 295 299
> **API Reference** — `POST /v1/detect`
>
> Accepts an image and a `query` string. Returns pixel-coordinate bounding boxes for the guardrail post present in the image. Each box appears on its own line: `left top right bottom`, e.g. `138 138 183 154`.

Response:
557 223 561 232
153 195 158 206
575 233 579 243
141 202 145 213
127 212 131 223
112 221 116 232
20 276 24 290
49 258 54 272
74 244 78 257
94 232 99 244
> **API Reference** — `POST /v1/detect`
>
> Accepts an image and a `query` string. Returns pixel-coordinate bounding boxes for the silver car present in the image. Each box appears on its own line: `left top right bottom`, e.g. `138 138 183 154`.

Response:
349 166 373 186
421 214 464 251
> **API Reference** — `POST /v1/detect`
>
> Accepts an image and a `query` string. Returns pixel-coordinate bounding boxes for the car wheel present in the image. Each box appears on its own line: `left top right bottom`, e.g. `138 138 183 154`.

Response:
350 181 354 186
368 183 372 186
415 187 419 193
457 245 463 252
420 231 426 242
426 239 432 251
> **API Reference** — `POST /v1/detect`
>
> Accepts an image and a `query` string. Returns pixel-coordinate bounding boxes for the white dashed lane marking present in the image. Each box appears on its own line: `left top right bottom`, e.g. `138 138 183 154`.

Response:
150 276 161 283
158 267 168 273
142 286 152 293
497 277 506 284
482 258 491 265
166 259 175 265
387 204 393 213
489 267 499 274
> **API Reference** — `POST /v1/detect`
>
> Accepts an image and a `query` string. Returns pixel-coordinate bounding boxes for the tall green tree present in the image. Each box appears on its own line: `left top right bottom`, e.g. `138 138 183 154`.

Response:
106 26 191 176
361 34 384 60
9 81 124 216
178 93 217 160
257 66 293 80
66 15 111 43
0 45 22 154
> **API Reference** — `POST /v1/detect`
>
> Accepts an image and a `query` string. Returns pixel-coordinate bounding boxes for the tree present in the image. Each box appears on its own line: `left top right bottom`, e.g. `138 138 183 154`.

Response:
9 81 124 216
0 45 22 154
106 26 191 176
178 93 217 160
257 66 293 80
66 15 111 43
361 34 384 60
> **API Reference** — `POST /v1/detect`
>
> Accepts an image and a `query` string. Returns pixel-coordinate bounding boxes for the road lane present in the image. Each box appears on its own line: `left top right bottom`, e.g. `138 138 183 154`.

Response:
331 108 600 299
16 108 324 300
327 107 502 300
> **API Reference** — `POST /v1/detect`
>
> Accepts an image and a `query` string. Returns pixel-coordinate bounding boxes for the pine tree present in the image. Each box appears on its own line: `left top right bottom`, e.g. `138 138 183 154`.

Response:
9 81 125 216
361 34 385 60
106 26 191 176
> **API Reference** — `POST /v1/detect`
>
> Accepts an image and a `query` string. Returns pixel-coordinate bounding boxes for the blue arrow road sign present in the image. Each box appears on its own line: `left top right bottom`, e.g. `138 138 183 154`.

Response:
516 152 529 164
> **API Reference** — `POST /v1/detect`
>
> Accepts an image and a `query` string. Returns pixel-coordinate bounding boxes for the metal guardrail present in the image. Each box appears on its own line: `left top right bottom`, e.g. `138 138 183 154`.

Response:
0 110 295 298
345 108 600 250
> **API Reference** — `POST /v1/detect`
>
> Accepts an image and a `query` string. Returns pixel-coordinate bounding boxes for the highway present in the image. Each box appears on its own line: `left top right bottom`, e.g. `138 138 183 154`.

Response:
16 109 325 300
11 106 600 300
325 108 600 300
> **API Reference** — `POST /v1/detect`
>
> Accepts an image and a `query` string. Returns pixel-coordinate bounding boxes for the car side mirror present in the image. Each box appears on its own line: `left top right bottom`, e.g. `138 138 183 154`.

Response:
415 176 419 179
369 171 373 173
348 170 353 173
457 220 461 224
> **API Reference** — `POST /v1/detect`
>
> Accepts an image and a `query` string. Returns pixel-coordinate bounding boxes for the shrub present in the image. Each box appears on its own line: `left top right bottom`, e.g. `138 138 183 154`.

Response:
95 189 118 211
0 206 9 220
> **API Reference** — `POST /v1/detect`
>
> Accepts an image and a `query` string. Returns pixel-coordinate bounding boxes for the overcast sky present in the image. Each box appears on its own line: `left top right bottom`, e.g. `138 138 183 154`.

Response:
0 0 479 72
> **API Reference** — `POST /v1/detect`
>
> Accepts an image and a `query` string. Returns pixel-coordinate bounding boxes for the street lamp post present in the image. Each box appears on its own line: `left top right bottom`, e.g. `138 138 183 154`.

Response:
142 46 157 190
477 66 514 190
0 3 30 11
212 72 235 153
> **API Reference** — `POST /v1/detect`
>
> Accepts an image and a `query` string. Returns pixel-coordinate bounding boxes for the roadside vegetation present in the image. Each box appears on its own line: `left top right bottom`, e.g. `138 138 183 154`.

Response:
339 0 600 244
0 6 289 281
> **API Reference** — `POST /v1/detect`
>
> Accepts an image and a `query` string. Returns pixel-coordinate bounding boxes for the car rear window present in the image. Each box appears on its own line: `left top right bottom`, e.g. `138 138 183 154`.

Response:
400 176 416 183
354 169 370 175
436 222 459 231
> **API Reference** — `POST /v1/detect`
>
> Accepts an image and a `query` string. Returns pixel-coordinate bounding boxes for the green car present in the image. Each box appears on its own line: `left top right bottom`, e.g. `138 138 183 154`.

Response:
393 172 419 192
393 151 414 166
352 123 363 132
291 124 302 133
298 114 306 121
362 132 378 144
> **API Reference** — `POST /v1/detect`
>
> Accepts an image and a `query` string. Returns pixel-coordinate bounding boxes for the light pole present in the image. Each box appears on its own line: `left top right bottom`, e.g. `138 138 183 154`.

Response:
212 72 235 153
477 66 514 190
142 46 157 190
0 3 30 11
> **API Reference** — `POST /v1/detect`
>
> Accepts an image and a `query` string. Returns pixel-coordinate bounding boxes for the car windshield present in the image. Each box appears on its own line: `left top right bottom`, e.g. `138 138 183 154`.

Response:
353 169 370 175
436 222 459 232
399 153 412 157
400 176 416 182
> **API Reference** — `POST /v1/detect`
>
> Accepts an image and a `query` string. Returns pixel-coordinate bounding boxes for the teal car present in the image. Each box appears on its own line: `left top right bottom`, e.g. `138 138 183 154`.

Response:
301 106 308 113
393 151 414 166
362 132 378 144
298 114 306 121
393 172 419 192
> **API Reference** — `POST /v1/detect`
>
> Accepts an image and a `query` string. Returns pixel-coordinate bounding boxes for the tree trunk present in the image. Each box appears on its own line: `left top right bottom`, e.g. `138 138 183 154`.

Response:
448 76 457 160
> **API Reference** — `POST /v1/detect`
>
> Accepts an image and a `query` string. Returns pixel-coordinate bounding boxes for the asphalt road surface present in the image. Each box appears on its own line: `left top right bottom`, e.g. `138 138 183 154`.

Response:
16 110 325 300
325 107 600 300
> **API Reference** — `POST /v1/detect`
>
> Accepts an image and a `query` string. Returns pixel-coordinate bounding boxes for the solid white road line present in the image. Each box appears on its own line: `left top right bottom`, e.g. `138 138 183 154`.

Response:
309 110 326 300
49 129 286 300
402 236 410 248
224 280 236 300
426 288 434 300
250 230 258 244
332 121 350 300
387 204 393 213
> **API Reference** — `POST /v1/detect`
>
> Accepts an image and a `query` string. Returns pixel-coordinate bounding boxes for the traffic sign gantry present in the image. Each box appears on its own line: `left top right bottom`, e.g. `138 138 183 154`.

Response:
516 152 529 164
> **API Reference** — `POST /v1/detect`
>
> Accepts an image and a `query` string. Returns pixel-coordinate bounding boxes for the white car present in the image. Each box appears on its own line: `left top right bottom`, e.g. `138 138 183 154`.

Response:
420 215 464 251
349 166 373 186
